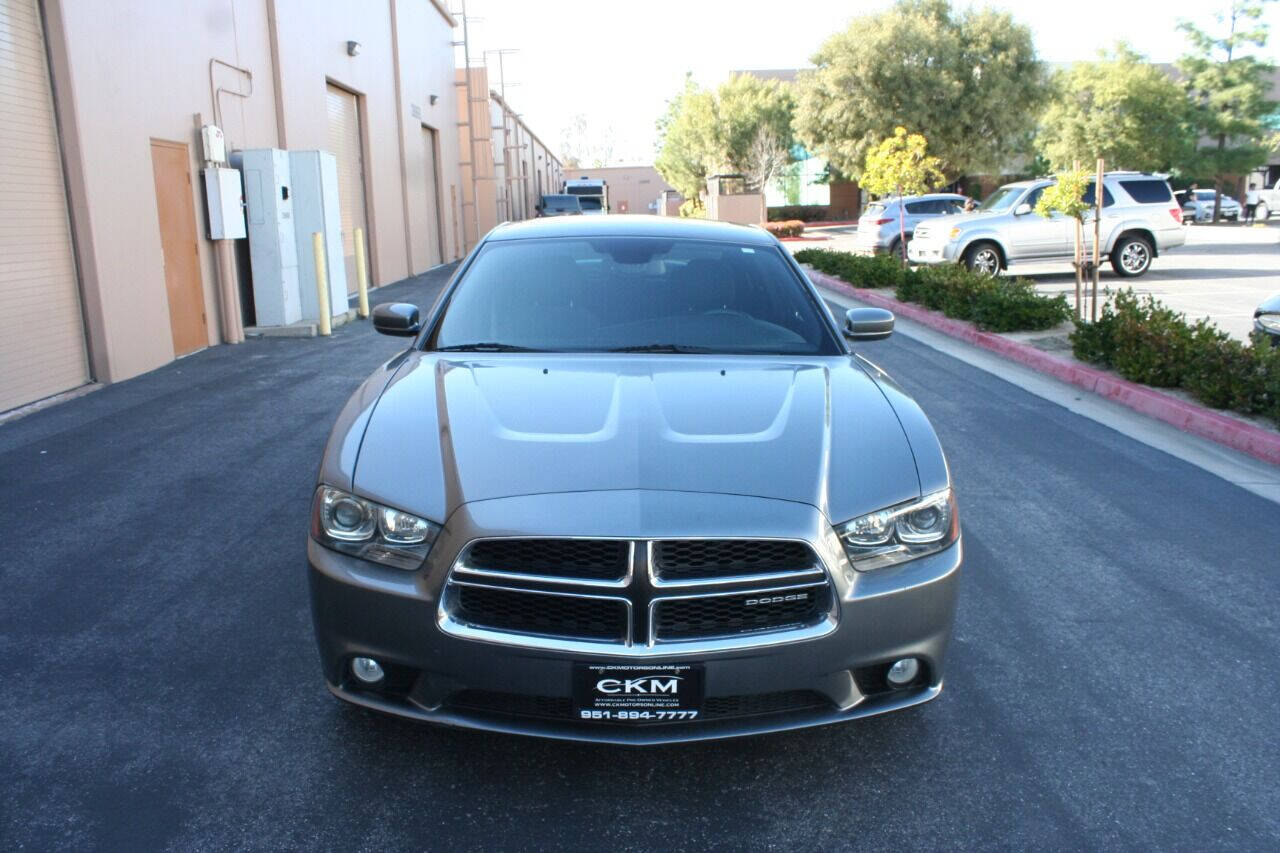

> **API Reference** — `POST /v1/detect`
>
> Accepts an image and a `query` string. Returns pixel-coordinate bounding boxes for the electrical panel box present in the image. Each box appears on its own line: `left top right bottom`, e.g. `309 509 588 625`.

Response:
230 148 301 327
202 167 246 240
288 150 348 322
201 124 227 164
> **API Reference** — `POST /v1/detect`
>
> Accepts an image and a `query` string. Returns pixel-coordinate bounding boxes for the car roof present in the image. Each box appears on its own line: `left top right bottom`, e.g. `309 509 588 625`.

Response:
486 214 777 245
873 193 967 203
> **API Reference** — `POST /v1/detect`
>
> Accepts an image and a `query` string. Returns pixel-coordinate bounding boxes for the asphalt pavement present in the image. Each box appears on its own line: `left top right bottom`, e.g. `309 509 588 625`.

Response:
2 262 1279 850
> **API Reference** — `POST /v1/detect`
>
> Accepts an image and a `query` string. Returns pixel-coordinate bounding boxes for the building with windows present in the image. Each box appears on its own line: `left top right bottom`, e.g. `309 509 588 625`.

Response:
0 0 556 414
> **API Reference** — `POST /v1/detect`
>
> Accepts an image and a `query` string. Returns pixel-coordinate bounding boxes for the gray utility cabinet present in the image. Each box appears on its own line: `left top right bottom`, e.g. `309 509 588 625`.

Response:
231 149 300 327
289 150 347 321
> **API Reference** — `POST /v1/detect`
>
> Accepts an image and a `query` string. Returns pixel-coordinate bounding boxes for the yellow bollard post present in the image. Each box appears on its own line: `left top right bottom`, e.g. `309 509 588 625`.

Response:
313 232 332 336
354 227 370 319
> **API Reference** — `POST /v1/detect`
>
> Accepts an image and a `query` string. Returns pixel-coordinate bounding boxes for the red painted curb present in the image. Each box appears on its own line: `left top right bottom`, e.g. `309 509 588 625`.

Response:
805 267 1280 467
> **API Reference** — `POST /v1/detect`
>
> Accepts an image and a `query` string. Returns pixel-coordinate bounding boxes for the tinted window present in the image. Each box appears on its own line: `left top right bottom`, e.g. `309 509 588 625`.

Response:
1081 183 1116 208
1119 180 1173 204
904 200 931 214
578 197 603 211
431 237 838 355
541 195 580 210
1023 186 1047 209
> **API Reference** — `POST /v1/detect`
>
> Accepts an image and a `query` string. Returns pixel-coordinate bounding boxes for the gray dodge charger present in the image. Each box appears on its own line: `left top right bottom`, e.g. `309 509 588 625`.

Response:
307 216 961 744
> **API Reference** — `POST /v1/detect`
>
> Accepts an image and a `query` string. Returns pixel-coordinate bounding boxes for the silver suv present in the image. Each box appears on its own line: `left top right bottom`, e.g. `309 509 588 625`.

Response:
852 193 969 257
908 173 1185 277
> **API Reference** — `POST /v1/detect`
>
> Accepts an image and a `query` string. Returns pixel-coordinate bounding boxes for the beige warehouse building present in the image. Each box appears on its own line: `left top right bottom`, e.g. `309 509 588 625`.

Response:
1 0 554 415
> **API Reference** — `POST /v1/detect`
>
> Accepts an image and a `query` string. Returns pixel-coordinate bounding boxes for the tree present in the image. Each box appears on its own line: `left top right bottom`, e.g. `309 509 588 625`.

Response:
1177 0 1278 221
559 113 616 170
794 0 1044 182
1037 44 1198 172
860 127 945 261
1034 169 1093 316
654 73 794 201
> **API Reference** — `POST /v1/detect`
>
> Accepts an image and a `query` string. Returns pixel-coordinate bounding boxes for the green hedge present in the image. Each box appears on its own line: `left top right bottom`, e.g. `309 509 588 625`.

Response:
1071 290 1280 427
794 248 1071 333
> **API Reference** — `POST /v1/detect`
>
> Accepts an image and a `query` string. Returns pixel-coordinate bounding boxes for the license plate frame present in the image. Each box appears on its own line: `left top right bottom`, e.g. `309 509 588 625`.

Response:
572 663 704 723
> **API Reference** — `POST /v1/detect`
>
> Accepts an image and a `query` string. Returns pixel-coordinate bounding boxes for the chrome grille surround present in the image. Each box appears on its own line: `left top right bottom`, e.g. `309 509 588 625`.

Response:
437 536 838 655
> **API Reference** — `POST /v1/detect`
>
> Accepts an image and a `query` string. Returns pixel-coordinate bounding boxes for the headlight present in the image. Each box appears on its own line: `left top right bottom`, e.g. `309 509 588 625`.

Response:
948 227 962 241
835 488 957 572
311 485 440 570
1258 315 1280 332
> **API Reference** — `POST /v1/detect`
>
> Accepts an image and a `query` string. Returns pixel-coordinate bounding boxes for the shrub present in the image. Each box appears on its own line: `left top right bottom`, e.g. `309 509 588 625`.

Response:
678 198 706 219
1183 330 1264 411
971 280 1072 332
1073 291 1280 429
764 220 806 238
768 205 830 222
794 249 906 288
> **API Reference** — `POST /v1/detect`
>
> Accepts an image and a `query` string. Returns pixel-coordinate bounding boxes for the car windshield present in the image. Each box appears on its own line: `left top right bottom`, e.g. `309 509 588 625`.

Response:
430 237 840 355
543 195 579 210
578 197 603 211
978 186 1025 212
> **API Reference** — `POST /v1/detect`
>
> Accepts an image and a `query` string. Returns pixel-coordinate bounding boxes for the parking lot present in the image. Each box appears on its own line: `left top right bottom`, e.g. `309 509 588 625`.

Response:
810 221 1280 340
3 262 1279 849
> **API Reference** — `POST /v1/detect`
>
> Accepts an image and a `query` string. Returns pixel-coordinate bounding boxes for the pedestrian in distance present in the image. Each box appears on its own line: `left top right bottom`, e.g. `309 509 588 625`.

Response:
1244 183 1259 225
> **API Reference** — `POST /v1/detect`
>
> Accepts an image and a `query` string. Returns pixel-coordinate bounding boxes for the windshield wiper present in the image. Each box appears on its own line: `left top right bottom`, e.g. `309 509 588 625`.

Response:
435 342 545 352
607 344 713 353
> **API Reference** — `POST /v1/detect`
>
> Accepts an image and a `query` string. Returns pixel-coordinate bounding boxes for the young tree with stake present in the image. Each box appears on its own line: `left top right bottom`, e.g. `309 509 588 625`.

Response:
860 128 945 264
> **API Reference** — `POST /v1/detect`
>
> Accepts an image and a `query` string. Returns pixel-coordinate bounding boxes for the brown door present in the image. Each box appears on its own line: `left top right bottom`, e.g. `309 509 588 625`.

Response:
149 140 206 356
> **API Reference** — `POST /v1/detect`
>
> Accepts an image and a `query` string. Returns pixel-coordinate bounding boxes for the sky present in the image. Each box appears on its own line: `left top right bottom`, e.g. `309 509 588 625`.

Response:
455 0 1280 166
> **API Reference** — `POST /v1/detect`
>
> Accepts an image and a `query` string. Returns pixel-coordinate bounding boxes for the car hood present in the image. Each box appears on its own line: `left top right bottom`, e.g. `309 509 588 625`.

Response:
915 211 990 235
350 353 923 525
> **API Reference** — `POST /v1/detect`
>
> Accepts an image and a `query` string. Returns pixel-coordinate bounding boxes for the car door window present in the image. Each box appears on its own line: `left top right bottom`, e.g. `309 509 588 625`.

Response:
904 201 930 215
1082 183 1115 208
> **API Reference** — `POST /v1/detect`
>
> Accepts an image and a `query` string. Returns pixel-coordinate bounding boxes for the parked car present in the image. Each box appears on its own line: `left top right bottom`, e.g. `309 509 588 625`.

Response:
852 193 969 258
1177 189 1242 223
1255 294 1280 345
1252 177 1280 220
535 194 583 217
908 173 1185 278
308 216 962 744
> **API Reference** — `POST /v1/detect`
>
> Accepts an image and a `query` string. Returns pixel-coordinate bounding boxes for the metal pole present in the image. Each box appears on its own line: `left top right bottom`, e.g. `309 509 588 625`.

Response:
1093 157 1103 323
312 232 332 336
354 226 370 318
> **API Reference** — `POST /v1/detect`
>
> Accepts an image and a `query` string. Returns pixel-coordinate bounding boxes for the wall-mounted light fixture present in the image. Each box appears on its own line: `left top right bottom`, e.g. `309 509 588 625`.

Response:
346 40 361 57
429 94 438 106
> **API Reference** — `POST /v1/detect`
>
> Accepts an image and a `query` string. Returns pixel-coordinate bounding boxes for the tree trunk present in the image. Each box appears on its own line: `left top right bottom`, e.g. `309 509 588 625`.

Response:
1213 134 1226 223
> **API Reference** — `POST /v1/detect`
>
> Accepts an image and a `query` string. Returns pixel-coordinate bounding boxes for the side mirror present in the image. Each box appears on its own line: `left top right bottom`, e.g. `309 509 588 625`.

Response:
1013 203 1032 216
372 302 421 337
844 307 894 342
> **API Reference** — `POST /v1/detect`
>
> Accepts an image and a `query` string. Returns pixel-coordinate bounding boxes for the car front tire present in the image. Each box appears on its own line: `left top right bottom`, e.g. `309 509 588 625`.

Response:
1110 234 1153 278
964 242 1001 276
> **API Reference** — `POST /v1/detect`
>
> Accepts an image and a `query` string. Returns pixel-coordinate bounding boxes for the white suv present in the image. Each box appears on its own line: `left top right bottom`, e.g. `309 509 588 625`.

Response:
908 173 1185 278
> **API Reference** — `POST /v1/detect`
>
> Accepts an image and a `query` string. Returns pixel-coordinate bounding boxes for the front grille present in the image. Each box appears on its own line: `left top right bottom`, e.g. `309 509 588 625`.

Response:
440 537 835 650
447 689 830 722
653 584 830 641
464 538 628 582
452 584 627 641
653 539 819 582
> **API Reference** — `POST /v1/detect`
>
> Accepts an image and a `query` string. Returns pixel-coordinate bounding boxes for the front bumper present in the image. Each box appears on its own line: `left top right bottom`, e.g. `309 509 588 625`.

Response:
307 491 961 744
907 240 958 265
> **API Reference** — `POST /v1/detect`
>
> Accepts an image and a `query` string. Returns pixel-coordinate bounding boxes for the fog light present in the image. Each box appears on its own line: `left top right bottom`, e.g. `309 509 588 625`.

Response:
351 656 385 684
886 657 920 687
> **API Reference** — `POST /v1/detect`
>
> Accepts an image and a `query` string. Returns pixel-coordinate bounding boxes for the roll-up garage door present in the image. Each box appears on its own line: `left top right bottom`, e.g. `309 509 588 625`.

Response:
324 84 369 295
0 0 89 412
